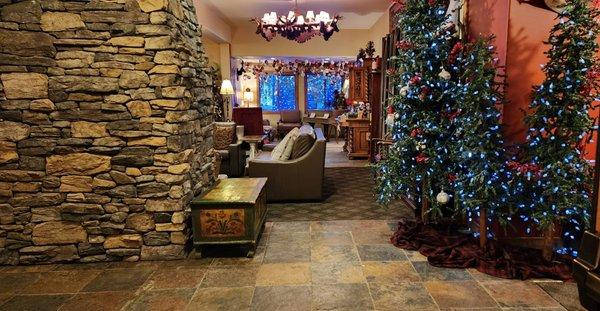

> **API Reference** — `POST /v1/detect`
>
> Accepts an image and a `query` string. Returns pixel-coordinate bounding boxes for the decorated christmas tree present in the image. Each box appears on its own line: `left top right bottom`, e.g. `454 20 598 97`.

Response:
451 37 511 240
376 0 460 219
521 0 600 256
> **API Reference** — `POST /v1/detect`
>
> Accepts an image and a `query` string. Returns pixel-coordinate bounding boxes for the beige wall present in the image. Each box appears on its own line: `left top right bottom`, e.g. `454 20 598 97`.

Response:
369 12 389 57
193 0 232 42
203 36 221 67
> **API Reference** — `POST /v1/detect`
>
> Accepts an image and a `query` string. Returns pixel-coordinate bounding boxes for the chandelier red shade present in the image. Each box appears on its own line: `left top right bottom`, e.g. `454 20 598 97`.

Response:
251 0 341 43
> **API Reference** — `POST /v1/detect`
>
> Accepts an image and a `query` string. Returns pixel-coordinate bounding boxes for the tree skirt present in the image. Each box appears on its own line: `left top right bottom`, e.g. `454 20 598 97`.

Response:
391 219 573 281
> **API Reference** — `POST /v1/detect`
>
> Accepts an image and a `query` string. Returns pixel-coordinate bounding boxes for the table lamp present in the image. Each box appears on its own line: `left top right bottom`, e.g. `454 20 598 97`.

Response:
220 80 234 120
243 88 254 107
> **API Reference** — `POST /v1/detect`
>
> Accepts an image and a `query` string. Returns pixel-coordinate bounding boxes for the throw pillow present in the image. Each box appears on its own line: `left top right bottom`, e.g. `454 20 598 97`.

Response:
214 123 235 150
290 133 316 160
271 127 299 160
281 130 299 160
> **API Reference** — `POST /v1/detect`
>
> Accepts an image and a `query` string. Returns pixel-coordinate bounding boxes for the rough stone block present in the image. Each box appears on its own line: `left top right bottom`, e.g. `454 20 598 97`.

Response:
107 36 145 47
59 176 94 193
126 213 155 232
119 70 149 89
41 12 85 32
49 76 119 93
128 136 166 147
146 198 182 212
1 1 42 24
104 234 142 249
0 29 56 58
140 244 185 260
145 36 171 50
1 73 48 99
46 153 111 176
137 0 168 12
71 121 108 138
32 221 87 245
0 141 18 164
60 203 104 215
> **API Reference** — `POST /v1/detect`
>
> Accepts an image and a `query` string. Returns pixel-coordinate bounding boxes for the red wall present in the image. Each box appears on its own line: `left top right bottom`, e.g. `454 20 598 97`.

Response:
468 0 600 160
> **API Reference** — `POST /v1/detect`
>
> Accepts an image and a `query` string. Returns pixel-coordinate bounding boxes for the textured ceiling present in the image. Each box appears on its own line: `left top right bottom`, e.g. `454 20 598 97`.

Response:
201 0 391 29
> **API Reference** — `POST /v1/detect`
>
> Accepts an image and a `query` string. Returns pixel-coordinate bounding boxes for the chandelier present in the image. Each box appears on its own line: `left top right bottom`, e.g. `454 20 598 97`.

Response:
252 0 341 43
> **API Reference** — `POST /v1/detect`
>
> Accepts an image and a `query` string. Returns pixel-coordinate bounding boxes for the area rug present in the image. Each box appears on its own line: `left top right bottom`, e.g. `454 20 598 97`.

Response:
391 219 574 281
266 167 413 222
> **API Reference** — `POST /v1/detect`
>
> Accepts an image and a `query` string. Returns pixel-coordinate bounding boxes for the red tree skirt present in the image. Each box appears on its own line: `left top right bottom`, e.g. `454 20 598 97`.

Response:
391 219 573 281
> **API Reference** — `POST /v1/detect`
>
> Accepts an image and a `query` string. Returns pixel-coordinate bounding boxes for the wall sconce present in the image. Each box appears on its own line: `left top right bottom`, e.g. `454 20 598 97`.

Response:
243 88 254 107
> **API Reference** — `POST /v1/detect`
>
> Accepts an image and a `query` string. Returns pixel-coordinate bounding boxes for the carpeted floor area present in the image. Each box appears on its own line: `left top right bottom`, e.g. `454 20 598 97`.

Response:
266 167 413 222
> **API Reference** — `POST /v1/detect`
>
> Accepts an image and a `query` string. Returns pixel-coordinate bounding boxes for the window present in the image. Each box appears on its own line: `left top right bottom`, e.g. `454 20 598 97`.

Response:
306 74 344 110
259 74 297 112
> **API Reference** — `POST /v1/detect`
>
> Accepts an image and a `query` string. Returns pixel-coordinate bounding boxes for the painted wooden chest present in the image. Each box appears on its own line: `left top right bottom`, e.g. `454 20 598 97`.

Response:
190 178 267 258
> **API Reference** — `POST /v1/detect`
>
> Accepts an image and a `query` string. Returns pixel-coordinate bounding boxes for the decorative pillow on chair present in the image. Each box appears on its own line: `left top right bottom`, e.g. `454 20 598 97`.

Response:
214 122 235 150
271 127 299 161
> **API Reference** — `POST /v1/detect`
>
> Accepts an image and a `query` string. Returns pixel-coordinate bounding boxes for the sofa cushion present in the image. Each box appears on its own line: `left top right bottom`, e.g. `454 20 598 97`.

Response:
271 127 299 161
214 122 235 150
290 133 315 160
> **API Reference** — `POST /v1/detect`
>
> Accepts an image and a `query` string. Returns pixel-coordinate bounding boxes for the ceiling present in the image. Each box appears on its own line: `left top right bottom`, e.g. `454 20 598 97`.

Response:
202 0 391 30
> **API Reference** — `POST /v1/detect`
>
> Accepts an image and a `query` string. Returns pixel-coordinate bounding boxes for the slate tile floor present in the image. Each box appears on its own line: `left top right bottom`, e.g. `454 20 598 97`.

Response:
0 220 583 311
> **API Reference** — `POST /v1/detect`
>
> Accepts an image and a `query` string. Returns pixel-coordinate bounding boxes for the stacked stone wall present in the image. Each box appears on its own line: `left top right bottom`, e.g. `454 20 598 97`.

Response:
0 0 215 265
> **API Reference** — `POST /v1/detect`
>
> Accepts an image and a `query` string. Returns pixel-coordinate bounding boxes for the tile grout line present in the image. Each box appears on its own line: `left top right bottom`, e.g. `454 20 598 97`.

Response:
403 248 442 311
476 278 505 310
351 229 378 311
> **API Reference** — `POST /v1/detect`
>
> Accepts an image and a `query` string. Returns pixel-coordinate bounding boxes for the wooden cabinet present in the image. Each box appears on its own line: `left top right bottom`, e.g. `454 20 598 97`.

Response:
346 118 371 159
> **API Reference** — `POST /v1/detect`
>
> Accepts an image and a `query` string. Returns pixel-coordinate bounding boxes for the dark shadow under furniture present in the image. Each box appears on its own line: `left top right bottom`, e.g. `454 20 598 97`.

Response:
214 122 246 177
277 110 302 138
248 128 326 202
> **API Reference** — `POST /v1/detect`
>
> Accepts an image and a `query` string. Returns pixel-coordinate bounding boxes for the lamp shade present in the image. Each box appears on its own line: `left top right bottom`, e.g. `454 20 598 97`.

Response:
220 80 234 95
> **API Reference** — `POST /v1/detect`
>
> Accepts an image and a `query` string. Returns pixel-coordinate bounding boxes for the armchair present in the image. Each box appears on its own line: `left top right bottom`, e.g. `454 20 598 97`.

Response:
213 122 246 177
277 110 302 138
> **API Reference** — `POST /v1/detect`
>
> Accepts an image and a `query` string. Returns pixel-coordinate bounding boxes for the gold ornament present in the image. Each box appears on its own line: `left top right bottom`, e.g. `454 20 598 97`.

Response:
438 68 451 80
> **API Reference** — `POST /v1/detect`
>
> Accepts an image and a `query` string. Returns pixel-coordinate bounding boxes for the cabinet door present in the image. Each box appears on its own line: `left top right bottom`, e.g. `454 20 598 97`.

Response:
349 68 367 102
355 127 370 154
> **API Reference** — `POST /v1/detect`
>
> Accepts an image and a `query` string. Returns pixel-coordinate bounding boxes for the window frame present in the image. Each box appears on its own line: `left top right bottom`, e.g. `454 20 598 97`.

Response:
257 73 299 114
304 73 344 112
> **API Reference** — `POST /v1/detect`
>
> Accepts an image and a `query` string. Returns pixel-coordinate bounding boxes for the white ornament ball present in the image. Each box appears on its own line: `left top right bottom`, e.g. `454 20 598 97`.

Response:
436 190 450 204
438 69 451 80
400 86 409 96
416 142 426 151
